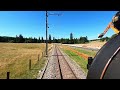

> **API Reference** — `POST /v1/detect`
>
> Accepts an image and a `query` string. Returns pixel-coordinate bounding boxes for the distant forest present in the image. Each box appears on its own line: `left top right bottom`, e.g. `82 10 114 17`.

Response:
0 33 112 44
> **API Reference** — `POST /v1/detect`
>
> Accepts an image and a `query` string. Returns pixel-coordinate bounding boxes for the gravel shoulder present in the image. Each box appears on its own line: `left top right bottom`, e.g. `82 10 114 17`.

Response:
37 44 87 79
37 45 61 79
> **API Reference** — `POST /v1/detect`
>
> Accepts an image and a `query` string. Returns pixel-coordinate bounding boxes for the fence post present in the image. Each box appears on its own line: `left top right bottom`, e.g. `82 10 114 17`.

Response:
38 54 40 61
7 72 10 79
29 59 31 70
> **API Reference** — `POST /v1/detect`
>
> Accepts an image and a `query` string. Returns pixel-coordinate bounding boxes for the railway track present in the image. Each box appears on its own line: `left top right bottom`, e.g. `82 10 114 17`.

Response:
55 45 77 79
41 44 77 79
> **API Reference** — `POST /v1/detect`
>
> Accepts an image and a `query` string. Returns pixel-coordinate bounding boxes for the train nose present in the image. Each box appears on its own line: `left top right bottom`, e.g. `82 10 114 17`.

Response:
87 33 120 79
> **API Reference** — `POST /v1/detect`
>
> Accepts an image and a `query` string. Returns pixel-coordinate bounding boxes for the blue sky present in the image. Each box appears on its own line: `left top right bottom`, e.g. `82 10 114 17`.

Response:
0 11 117 40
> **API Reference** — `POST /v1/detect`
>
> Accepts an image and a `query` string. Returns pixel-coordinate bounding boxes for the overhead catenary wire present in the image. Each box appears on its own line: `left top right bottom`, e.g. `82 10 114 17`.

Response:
45 11 62 56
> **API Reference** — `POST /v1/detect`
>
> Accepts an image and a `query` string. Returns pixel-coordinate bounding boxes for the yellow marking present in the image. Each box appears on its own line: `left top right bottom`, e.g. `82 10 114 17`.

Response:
110 26 120 34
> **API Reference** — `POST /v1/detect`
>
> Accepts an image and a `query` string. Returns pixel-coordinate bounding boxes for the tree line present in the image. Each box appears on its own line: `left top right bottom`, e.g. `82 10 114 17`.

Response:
90 36 112 42
48 33 89 44
0 34 45 43
1 33 112 44
0 33 89 44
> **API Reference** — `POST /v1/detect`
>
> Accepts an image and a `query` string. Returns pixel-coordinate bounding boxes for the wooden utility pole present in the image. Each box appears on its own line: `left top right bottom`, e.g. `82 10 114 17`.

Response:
45 11 62 57
46 11 48 57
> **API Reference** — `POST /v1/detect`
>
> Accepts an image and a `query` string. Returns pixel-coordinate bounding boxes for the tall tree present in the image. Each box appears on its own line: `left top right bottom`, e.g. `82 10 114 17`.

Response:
85 36 89 43
38 37 41 43
49 34 52 43
18 34 25 43
74 38 78 44
25 38 28 43
33 37 37 43
79 36 89 44
61 38 64 43
41 37 44 43
28 37 33 43
70 33 74 44
0 36 1 42
16 35 19 43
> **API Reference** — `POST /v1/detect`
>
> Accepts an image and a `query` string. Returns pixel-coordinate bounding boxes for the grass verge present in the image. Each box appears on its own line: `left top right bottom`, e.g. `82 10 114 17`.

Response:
74 48 97 58
62 48 88 73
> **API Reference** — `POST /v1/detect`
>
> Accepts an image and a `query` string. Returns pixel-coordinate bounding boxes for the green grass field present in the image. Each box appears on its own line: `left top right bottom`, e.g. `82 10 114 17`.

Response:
0 43 52 79
74 48 97 58
61 46 97 73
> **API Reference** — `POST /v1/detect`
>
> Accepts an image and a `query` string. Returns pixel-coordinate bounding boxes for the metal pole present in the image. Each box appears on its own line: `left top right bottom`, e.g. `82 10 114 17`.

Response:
46 11 48 57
